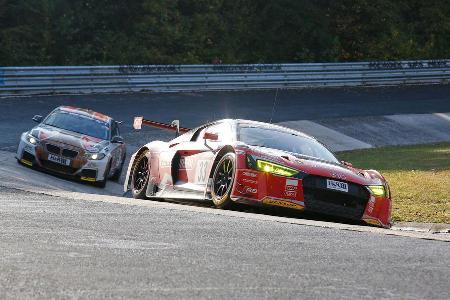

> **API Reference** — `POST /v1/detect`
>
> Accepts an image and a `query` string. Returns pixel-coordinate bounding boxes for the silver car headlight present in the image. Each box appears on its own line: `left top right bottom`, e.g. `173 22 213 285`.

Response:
85 152 106 160
26 134 39 145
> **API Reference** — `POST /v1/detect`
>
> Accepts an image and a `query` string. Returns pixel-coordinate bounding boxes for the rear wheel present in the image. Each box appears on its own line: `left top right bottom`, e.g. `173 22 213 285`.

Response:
131 151 150 199
211 152 236 209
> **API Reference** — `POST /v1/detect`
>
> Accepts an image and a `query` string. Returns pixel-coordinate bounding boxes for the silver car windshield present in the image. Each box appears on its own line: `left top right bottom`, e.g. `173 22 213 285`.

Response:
44 111 110 140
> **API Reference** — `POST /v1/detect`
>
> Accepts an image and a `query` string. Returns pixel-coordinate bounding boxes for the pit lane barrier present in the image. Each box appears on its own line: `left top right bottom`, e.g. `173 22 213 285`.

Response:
0 59 449 96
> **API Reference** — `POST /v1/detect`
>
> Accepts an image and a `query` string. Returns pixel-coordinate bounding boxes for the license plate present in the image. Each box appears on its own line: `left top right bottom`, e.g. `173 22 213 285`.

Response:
48 154 70 166
326 179 348 192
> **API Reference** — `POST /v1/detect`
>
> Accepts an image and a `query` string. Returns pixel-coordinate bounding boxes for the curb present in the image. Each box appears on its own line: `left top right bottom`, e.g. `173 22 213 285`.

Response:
392 222 450 234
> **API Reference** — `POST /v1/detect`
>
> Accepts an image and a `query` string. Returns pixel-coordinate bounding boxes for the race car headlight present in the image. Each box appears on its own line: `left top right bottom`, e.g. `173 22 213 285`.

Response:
256 160 298 177
367 185 386 197
85 153 106 160
26 134 39 145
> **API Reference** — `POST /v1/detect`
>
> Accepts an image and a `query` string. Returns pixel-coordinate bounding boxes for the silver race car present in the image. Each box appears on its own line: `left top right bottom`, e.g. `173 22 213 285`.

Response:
16 106 126 187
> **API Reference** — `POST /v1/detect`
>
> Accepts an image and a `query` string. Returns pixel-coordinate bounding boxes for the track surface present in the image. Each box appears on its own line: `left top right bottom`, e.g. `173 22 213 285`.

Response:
1 187 449 299
1 85 450 151
1 86 450 299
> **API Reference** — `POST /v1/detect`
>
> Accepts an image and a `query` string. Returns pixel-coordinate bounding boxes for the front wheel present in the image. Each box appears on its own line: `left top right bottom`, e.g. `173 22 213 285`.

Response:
131 151 150 199
211 152 236 209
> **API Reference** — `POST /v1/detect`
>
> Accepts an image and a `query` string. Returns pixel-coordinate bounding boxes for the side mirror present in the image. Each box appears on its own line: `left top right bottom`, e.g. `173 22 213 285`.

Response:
203 132 219 141
32 115 43 123
341 161 353 167
111 136 124 144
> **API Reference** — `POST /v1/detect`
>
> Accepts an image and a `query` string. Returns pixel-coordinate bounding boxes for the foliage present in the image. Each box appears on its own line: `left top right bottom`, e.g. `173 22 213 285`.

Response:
1 0 450 65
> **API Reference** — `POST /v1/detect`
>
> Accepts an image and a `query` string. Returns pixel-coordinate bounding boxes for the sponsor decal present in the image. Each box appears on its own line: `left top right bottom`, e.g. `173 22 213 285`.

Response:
263 197 304 210
244 187 257 194
48 154 71 166
285 191 297 197
242 171 257 178
38 129 59 141
195 160 209 184
331 172 347 180
179 157 194 169
363 218 382 226
236 183 257 195
367 195 376 214
285 178 298 198
160 159 172 168
326 179 348 192
81 136 103 152
242 178 257 184
92 112 110 122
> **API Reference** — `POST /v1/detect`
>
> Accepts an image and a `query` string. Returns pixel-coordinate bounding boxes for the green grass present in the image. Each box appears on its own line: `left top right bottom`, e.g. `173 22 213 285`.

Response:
338 143 450 224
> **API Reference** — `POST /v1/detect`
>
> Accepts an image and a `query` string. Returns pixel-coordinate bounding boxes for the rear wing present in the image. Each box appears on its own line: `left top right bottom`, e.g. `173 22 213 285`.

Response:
133 117 191 136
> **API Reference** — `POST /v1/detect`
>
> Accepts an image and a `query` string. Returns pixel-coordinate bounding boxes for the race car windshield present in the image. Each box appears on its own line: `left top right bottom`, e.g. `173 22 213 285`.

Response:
239 126 339 164
44 111 109 140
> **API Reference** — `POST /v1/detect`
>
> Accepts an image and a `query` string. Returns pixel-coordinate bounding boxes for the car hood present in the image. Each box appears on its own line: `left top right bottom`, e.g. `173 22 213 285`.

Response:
249 146 385 186
31 125 108 152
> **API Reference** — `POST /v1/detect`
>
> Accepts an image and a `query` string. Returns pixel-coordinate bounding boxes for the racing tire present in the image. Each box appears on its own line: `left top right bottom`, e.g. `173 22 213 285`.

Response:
211 152 236 209
110 151 126 182
131 151 150 199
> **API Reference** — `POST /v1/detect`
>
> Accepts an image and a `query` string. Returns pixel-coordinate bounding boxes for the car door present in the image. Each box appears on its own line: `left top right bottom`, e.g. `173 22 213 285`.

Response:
175 122 234 191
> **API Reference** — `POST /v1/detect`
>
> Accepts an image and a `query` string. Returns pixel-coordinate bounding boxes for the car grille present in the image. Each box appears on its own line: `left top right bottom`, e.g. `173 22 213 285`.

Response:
302 175 370 220
41 159 78 174
46 143 79 158
62 148 78 158
46 144 60 154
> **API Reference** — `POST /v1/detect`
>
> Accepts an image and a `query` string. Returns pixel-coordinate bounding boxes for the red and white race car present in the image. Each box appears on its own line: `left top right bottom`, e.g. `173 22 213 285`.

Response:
124 118 391 227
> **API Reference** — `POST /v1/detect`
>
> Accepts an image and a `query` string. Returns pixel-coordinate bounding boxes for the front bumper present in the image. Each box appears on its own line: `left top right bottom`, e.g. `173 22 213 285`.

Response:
231 167 391 228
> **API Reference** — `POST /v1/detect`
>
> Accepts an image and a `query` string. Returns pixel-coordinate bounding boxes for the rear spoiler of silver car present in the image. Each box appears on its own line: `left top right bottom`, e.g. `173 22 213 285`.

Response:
133 117 191 136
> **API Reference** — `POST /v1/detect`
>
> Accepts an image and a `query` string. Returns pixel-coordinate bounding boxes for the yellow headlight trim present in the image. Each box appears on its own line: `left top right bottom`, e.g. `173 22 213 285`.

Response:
256 160 298 177
367 185 386 197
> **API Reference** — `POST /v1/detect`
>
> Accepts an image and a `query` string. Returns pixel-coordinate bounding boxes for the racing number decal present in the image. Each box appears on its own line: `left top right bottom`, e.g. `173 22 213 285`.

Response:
195 160 209 184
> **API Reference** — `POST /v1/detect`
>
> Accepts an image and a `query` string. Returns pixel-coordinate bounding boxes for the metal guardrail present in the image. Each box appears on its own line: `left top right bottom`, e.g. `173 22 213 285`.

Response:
0 60 449 96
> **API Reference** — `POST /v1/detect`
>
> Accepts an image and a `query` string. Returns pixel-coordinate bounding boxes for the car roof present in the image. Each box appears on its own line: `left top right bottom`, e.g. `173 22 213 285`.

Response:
57 106 112 123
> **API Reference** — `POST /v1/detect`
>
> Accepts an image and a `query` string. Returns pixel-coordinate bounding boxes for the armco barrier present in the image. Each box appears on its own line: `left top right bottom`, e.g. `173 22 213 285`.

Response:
0 60 449 96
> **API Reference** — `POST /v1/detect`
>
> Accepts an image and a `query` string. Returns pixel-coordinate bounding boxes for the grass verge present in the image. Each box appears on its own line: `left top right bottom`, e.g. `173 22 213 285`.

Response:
338 143 450 224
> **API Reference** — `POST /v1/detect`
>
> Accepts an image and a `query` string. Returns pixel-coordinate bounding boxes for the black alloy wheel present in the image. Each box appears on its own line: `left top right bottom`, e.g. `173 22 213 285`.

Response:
131 151 149 199
211 152 236 208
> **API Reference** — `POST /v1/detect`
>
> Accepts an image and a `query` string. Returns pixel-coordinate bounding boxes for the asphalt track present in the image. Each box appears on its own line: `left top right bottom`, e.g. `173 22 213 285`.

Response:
1 85 450 299
1 84 450 151
1 187 449 299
